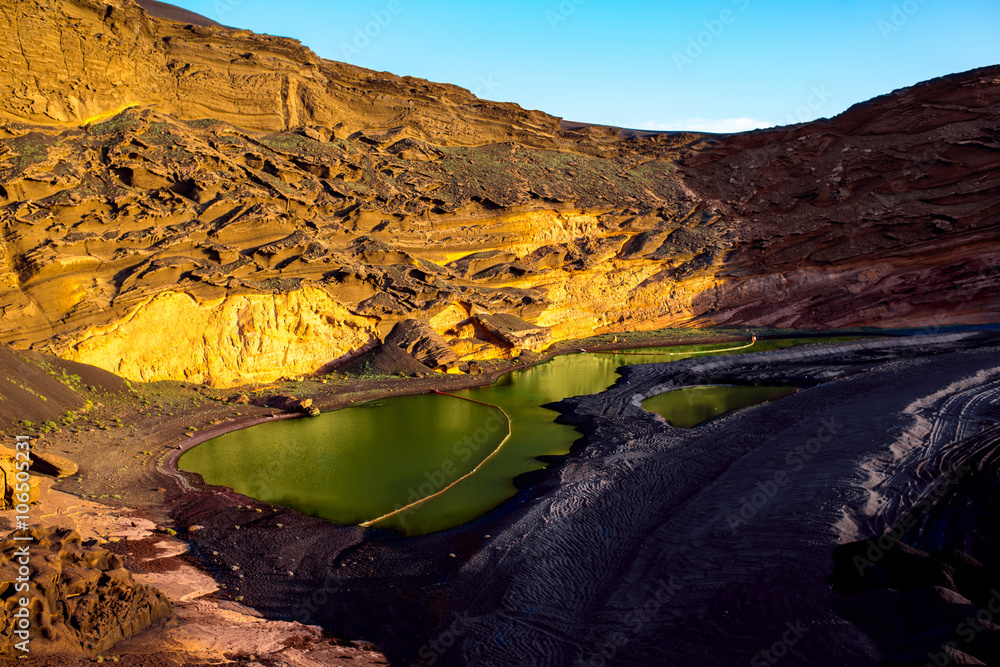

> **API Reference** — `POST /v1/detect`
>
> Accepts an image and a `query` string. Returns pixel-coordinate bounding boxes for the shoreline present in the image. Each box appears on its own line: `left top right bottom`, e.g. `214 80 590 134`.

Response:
160 328 758 496
162 329 874 524
7 326 990 664
164 330 1000 665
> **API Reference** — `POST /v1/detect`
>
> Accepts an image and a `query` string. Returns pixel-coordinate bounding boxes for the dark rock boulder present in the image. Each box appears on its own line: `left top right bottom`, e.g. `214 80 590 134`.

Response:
339 342 434 377
251 394 320 416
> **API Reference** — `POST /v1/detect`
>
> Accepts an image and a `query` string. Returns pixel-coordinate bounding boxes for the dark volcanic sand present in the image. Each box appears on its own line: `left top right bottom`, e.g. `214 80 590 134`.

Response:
167 332 1000 666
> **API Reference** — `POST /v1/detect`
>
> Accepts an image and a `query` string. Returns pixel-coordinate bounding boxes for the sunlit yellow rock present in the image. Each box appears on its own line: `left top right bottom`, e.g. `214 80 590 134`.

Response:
63 287 377 387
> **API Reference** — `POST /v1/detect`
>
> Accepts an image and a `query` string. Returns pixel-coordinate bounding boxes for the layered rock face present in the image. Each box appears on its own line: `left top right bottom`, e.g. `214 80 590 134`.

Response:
0 0 564 144
0 96 708 386
0 0 997 386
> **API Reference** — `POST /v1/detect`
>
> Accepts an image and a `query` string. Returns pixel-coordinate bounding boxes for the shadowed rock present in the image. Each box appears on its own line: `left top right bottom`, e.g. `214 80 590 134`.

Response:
339 342 434 377
251 394 320 416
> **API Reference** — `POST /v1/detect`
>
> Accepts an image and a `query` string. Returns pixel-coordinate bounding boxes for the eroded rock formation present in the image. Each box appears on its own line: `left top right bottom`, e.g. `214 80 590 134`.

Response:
0 0 997 387
251 393 320 416
0 0 565 143
384 319 460 370
0 526 171 658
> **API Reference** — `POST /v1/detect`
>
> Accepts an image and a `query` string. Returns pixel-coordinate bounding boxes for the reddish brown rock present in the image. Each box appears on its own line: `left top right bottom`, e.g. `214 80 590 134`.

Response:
29 450 78 478
677 67 1000 328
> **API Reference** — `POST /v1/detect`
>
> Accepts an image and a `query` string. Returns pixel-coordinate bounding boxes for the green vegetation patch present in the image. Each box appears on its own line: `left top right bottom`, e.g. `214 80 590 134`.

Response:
3 132 58 174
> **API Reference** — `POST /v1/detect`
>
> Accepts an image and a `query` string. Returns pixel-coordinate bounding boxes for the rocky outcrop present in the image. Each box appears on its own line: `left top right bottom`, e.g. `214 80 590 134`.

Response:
339 342 434 377
677 67 1000 328
384 319 460 370
60 288 377 387
30 450 79 478
0 0 567 146
473 312 552 352
0 526 171 658
0 0 997 387
0 443 41 508
251 394 320 416
0 102 703 386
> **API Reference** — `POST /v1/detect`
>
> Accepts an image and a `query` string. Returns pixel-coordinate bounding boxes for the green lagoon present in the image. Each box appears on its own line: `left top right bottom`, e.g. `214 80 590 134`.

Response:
642 384 800 428
179 337 854 535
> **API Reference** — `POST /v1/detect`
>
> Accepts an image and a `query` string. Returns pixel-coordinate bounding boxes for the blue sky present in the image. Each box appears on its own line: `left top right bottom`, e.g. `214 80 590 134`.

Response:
168 0 999 132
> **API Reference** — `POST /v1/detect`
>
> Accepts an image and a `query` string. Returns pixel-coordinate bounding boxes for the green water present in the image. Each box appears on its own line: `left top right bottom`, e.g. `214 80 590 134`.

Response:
642 385 800 428
179 337 857 535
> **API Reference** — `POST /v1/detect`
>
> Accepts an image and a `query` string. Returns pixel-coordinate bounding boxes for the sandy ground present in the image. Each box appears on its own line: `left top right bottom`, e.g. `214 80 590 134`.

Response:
7 328 997 664
439 332 1000 665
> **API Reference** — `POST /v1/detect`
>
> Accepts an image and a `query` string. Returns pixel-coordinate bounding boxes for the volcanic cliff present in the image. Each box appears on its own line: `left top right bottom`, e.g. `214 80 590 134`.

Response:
1 0 997 386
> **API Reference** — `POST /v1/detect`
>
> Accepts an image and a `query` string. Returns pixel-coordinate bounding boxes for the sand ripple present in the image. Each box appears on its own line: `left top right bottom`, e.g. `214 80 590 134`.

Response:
436 333 1000 665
